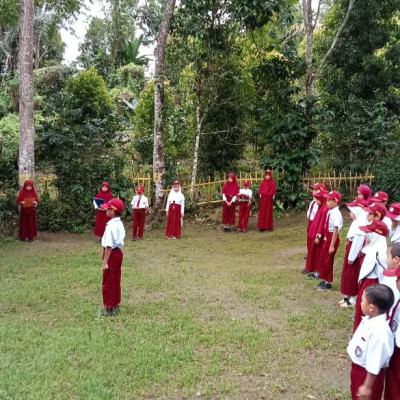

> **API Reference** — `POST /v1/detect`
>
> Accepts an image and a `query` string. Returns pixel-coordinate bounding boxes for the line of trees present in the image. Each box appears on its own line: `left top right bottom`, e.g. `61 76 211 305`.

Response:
1 0 400 232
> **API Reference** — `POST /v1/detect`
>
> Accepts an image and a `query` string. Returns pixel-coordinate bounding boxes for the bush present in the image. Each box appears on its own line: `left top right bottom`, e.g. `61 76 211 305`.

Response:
34 65 75 97
117 64 145 96
0 190 18 239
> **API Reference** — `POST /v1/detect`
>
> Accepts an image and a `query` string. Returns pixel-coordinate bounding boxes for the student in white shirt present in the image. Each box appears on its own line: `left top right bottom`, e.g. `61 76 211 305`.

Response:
237 179 252 233
131 185 149 240
99 198 126 316
165 180 185 239
347 284 394 400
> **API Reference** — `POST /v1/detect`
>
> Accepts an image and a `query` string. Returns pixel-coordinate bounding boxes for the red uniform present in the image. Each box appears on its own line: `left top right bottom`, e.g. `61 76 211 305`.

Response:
165 182 185 238
17 180 39 240
257 170 276 231
131 191 148 239
222 173 239 227
94 182 114 237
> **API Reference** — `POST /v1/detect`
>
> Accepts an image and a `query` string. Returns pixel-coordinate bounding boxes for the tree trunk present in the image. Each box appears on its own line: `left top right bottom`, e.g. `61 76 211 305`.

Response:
18 0 35 185
190 98 202 201
148 0 176 224
302 0 314 97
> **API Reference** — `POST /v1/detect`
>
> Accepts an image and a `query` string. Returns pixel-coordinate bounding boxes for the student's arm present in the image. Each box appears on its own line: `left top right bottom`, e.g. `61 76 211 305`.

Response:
329 226 339 254
181 196 185 216
357 372 376 400
102 247 112 271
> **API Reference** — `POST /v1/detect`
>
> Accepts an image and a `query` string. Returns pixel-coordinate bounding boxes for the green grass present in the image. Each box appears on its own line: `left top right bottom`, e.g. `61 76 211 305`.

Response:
0 215 352 399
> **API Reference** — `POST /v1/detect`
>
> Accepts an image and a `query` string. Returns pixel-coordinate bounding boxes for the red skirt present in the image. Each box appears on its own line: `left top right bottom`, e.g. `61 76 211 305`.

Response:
258 195 273 230
222 202 236 225
94 209 110 237
102 248 123 308
19 206 37 238
166 203 182 238
340 241 363 297
319 232 340 282
238 202 250 230
305 236 323 273
384 346 400 400
353 277 379 333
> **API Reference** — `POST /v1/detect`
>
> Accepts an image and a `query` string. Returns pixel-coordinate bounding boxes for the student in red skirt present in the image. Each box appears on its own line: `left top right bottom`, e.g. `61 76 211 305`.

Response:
17 179 39 242
99 198 125 316
93 182 114 241
222 173 239 232
131 185 149 240
237 179 252 232
315 190 343 290
302 189 327 276
382 263 400 400
338 197 368 308
165 180 185 239
353 210 388 332
257 169 277 232
347 284 394 400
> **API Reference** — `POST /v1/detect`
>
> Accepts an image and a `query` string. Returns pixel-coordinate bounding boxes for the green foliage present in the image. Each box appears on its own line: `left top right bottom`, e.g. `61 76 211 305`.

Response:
122 35 148 66
0 189 17 238
0 112 19 160
117 63 146 95
34 65 75 97
65 67 112 119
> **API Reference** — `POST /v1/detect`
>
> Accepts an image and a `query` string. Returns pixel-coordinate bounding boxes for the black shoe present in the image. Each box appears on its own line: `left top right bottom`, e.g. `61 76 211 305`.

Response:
113 305 120 315
28 238 33 242
316 281 332 291
20 238 28 242
307 272 318 280
301 268 309 274
242 230 247 233
99 308 115 316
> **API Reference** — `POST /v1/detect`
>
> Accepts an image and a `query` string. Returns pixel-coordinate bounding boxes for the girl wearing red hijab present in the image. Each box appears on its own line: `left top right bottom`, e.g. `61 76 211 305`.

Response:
17 179 39 242
357 184 371 202
257 170 277 231
94 182 114 239
222 173 239 232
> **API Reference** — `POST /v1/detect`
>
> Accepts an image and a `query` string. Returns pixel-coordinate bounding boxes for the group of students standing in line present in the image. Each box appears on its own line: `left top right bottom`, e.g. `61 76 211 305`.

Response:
303 182 400 400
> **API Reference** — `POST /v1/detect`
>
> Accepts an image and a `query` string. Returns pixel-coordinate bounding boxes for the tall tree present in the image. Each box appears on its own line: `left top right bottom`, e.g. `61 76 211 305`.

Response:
150 0 176 223
18 0 35 183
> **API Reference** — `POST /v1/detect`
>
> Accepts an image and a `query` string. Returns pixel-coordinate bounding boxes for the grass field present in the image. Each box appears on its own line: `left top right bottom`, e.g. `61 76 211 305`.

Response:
0 214 353 400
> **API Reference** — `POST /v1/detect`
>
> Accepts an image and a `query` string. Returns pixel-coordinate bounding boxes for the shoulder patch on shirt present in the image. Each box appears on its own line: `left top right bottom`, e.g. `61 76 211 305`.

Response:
391 320 398 333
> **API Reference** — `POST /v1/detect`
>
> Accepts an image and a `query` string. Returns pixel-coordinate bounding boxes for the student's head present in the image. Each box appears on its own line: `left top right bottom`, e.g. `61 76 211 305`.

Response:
264 170 272 180
243 180 250 188
383 263 400 292
23 179 34 191
101 182 111 192
100 198 124 217
357 185 371 201
365 202 387 222
227 173 235 183
361 284 394 317
324 190 341 209
136 185 144 194
386 203 400 227
172 180 181 192
310 182 326 192
359 219 388 239
312 190 327 206
387 243 400 270
372 191 389 205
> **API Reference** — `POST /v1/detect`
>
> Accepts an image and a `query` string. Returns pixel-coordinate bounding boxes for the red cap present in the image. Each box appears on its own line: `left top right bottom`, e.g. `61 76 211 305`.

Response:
387 203 400 221
136 185 145 193
243 180 250 186
312 189 328 200
173 180 181 186
383 264 400 277
359 220 389 237
100 198 124 213
310 182 326 190
364 202 387 220
324 190 342 203
265 169 273 176
373 191 389 203
346 198 368 208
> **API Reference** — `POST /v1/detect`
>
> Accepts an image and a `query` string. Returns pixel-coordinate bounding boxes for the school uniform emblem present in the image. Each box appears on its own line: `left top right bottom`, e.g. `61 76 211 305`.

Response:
391 320 398 333
355 346 362 358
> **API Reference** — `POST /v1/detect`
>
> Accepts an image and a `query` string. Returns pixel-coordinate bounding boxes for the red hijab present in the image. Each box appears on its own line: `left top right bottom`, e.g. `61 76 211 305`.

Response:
17 179 39 204
258 170 277 196
95 181 114 201
222 173 239 197
357 185 371 201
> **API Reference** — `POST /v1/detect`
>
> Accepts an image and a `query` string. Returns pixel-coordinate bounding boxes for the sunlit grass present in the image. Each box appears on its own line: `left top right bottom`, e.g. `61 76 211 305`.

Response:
0 215 352 399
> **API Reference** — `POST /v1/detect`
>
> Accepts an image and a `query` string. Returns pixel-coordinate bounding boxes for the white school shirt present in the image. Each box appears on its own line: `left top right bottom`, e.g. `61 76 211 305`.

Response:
347 207 367 262
359 233 388 282
238 188 252 201
222 194 237 202
390 224 400 244
347 313 394 375
383 216 392 233
327 206 343 233
307 200 318 221
101 217 125 249
131 194 149 209
166 189 185 214
381 275 400 311
389 298 400 347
